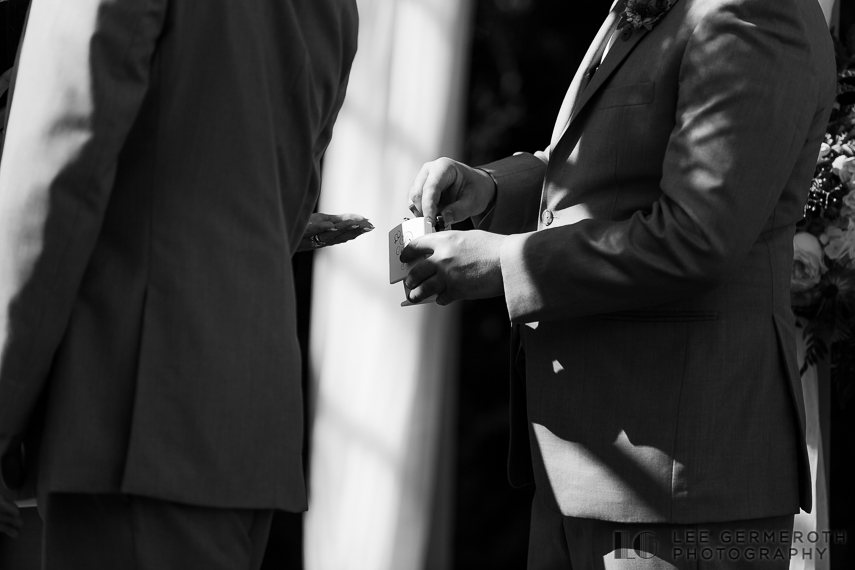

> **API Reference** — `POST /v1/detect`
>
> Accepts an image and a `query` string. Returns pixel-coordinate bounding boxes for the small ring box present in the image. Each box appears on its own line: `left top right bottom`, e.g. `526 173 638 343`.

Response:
389 216 440 305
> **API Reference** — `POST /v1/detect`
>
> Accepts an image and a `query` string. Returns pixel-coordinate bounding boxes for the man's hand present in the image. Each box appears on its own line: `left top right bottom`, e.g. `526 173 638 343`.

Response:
408 158 496 226
297 213 374 252
0 494 22 539
400 230 506 305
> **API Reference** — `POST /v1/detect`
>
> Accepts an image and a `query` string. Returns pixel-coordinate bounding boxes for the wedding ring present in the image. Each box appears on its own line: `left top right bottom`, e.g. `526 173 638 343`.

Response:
311 234 326 248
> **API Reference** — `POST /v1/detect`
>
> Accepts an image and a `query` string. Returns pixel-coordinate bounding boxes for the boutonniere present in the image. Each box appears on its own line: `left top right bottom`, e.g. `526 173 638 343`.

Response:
623 0 675 31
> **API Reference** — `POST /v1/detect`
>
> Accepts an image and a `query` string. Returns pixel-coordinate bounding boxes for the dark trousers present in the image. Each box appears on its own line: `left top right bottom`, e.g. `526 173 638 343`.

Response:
42 493 274 570
528 490 796 570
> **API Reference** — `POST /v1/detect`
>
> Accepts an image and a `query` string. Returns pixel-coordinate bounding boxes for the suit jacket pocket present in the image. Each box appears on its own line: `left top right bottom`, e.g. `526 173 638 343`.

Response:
597 81 655 110
597 309 719 322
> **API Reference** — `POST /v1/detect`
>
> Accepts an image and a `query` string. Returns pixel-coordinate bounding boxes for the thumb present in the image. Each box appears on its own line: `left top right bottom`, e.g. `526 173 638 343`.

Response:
421 163 459 224
439 203 469 228
399 235 435 263
436 170 485 227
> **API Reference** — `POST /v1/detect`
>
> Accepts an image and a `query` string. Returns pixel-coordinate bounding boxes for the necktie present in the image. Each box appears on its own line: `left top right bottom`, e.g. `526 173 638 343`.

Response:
550 0 628 144
584 0 626 84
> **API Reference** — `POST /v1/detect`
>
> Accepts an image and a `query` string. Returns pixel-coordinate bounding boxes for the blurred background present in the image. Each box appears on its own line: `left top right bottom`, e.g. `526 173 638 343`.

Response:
286 1 601 568
1 0 854 569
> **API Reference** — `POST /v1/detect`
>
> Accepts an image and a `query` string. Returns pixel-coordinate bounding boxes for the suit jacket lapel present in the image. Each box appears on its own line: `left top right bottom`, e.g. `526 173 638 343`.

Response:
567 25 648 124
551 0 682 149
549 7 621 147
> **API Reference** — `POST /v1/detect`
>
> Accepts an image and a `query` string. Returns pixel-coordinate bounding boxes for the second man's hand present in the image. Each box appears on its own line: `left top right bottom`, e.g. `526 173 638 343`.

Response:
408 157 496 226
297 212 374 253
400 230 506 305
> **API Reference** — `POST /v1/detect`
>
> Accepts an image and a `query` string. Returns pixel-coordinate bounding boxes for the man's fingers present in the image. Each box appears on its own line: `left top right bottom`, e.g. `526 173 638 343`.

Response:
309 213 368 235
318 231 349 245
399 235 436 264
403 254 437 290
325 225 373 245
332 218 372 232
408 164 431 217
306 221 337 235
408 159 464 223
439 204 467 228
421 166 456 224
406 275 444 305
435 291 455 306
326 213 366 224
297 219 372 252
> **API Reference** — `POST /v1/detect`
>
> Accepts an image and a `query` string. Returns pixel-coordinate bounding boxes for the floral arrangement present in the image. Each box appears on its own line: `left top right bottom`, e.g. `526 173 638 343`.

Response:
792 27 855 407
622 0 675 31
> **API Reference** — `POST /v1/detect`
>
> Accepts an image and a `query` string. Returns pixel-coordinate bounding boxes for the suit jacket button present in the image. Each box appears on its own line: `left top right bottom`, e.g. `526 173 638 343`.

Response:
620 27 633 41
541 209 554 226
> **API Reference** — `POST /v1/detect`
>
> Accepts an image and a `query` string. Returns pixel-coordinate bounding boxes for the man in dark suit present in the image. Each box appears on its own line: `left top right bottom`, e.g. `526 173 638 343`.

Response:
404 0 836 567
0 0 361 567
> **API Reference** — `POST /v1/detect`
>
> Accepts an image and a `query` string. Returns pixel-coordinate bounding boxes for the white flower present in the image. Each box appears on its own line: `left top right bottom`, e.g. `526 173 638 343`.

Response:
791 232 826 292
818 142 831 163
822 219 855 262
832 155 855 186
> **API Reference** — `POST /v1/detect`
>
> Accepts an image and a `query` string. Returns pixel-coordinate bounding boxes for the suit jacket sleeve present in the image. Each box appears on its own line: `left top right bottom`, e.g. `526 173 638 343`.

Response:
0 0 167 476
288 2 358 252
473 150 548 235
498 2 834 323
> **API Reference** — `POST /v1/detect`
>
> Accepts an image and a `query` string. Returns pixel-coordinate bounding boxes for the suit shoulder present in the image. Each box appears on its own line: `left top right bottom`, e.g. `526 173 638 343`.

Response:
687 0 833 75
680 0 826 27
677 0 835 107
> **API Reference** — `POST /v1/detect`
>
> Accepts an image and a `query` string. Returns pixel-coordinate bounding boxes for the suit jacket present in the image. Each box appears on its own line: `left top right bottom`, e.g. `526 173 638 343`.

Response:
0 0 357 510
479 0 836 523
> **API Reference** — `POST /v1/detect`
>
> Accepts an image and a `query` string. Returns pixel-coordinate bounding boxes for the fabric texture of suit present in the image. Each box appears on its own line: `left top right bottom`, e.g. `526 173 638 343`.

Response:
41 493 273 570
478 0 836 523
0 0 358 512
527 488 795 570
